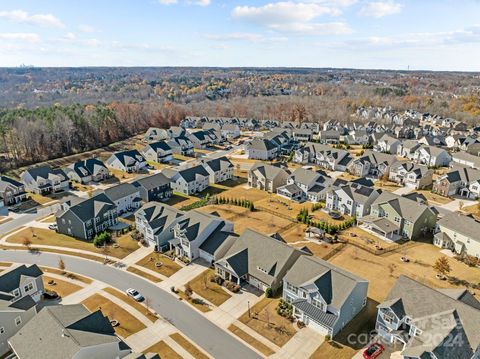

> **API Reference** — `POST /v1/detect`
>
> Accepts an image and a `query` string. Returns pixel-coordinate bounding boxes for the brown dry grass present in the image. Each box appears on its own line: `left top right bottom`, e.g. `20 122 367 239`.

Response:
127 266 163 283
239 297 296 347
82 294 146 338
43 275 82 297
144 340 182 359
169 333 209 359
40 267 93 284
187 268 231 306
229 324 275 356
178 290 212 313
417 190 453 205
103 287 159 322
136 252 182 277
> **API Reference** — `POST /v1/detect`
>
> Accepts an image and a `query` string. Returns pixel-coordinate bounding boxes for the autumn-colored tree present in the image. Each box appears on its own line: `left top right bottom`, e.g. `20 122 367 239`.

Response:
433 256 451 276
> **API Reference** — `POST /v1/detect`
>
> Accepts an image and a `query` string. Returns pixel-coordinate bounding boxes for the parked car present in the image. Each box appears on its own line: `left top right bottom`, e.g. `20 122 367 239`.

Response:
126 288 144 302
363 343 385 359
328 211 342 220
48 223 58 230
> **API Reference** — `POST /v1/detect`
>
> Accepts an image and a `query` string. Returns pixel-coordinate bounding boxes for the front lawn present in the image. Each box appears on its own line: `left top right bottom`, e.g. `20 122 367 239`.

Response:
229 324 275 356
187 268 231 307
103 287 158 323
136 252 182 277
239 297 297 347
82 294 146 338
169 333 209 359
7 228 139 259
144 340 182 359
43 276 82 297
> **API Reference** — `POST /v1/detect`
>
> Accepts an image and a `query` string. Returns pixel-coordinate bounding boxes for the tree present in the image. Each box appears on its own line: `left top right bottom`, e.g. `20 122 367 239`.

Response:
93 231 112 247
58 258 66 273
434 256 451 276
22 237 32 249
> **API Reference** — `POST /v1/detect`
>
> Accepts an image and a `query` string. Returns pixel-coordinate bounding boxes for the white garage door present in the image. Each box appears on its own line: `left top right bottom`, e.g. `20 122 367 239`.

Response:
305 317 330 336
248 277 268 291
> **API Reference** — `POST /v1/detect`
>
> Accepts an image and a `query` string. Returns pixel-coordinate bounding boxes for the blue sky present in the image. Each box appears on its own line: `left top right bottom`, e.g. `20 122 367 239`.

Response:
0 0 479 70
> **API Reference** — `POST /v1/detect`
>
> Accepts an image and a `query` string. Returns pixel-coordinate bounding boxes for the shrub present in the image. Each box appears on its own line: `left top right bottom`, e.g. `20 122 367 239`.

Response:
93 231 112 247
192 298 205 305
185 284 193 297
265 287 273 298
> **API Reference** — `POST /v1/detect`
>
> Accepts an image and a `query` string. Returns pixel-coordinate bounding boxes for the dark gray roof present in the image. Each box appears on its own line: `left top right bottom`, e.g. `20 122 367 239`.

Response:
145 140 171 152
24 165 67 182
9 304 126 359
103 183 140 201
203 156 233 172
163 165 209 183
0 264 43 293
0 175 24 191
57 193 116 222
133 173 170 190
292 299 339 328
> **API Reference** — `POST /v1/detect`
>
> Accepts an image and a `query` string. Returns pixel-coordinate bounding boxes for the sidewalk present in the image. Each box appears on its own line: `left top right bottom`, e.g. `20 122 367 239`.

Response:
61 280 107 304
121 245 153 266
272 327 322 359
158 261 209 290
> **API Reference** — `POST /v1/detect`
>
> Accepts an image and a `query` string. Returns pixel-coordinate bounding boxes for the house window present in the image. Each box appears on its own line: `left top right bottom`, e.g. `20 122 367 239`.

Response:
383 312 394 324
15 316 22 326
0 327 4 334
286 282 298 294
312 298 324 310
12 288 20 298
24 282 33 292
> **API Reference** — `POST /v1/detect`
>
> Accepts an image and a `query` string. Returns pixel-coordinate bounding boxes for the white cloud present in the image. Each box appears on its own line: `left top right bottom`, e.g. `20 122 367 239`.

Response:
0 32 40 43
157 0 210 5
78 24 95 33
0 9 64 28
231 2 351 35
63 32 76 40
358 1 402 18
205 32 288 43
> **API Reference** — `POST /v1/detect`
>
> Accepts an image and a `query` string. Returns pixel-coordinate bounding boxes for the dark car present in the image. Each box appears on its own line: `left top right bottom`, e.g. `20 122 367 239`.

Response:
363 343 385 359
328 211 342 220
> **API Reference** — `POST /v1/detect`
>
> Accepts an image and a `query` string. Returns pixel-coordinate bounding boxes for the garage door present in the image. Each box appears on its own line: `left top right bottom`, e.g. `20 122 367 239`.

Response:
305 316 330 336
248 277 268 291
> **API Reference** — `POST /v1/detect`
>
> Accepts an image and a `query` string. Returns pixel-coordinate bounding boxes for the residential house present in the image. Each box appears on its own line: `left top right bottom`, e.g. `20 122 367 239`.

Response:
396 140 422 159
142 141 173 164
283 256 368 337
451 151 480 170
144 127 169 142
0 176 27 206
292 129 313 143
20 165 69 195
318 130 341 144
248 163 289 193
221 123 240 139
132 173 172 203
65 159 109 184
374 135 401 154
433 167 480 199
434 212 480 258
277 168 336 202
215 229 305 293
0 265 43 357
361 192 437 241
106 150 146 173
162 165 210 195
412 145 451 167
246 138 278 160
388 163 433 189
326 183 381 218
8 304 133 359
188 130 212 149
169 210 235 263
102 183 142 215
135 202 184 248
201 156 234 184
166 136 194 157
348 150 397 178
375 275 480 359
294 143 352 171
56 193 118 240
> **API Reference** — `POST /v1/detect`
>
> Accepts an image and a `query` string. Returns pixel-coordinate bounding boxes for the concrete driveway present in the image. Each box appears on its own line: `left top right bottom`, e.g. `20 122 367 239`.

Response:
0 250 261 359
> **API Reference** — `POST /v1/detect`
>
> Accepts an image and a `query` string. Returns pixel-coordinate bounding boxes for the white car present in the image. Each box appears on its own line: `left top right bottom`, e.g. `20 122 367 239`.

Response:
126 288 144 302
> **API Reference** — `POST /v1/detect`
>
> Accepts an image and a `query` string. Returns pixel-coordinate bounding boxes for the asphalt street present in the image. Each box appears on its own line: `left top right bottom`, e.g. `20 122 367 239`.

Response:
0 250 261 359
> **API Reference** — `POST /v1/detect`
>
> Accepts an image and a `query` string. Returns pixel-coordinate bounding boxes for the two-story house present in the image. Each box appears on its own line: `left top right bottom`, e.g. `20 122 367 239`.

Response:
412 145 451 167
248 163 289 193
276 168 335 202
221 123 240 139
133 173 172 203
101 183 142 215
21 166 69 195
144 127 169 142
135 202 184 249
162 165 210 195
326 183 382 218
201 156 234 184
374 135 401 154
246 138 279 160
8 304 134 359
434 212 480 258
282 256 368 337
433 166 480 199
142 141 173 164
65 158 110 184
348 150 397 178
215 229 305 293
388 162 433 189
375 275 480 359
106 150 147 173
0 264 44 357
166 135 194 157
0 176 27 206
362 192 437 241
56 193 118 240
169 210 235 263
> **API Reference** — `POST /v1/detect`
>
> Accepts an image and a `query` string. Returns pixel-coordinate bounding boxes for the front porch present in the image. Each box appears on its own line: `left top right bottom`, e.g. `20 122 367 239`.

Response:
359 217 403 243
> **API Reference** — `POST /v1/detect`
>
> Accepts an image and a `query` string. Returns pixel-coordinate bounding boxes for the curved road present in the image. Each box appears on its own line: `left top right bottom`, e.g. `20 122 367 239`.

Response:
0 250 261 359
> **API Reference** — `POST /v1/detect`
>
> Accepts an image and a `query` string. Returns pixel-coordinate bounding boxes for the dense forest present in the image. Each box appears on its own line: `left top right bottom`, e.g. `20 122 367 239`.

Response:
0 67 479 172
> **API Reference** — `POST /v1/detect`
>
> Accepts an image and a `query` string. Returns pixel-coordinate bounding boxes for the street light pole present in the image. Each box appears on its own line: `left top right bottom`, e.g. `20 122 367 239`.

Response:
248 301 251 318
